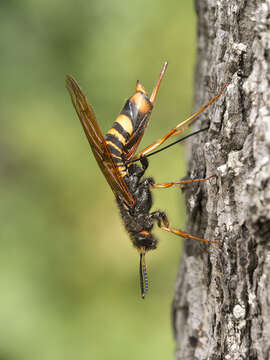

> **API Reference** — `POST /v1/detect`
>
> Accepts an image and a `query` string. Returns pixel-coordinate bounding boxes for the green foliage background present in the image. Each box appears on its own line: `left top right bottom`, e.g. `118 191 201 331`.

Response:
0 1 196 359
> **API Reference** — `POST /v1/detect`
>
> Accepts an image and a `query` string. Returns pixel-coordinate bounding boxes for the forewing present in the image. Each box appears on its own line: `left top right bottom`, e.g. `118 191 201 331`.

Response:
66 75 134 207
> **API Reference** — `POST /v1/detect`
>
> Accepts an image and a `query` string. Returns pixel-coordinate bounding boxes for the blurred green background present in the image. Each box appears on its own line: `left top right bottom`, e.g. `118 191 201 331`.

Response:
0 1 196 359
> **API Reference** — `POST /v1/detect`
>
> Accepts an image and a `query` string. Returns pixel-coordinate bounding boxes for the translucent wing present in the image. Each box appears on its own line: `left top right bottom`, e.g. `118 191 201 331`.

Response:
66 75 134 207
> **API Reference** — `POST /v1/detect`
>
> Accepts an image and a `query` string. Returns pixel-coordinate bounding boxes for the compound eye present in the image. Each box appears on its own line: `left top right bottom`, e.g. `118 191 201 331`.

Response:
136 231 157 250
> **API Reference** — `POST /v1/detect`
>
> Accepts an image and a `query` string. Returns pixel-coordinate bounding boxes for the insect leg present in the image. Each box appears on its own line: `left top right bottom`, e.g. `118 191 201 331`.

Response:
147 209 168 226
139 156 149 171
160 226 219 244
151 174 216 189
149 210 218 244
132 83 228 160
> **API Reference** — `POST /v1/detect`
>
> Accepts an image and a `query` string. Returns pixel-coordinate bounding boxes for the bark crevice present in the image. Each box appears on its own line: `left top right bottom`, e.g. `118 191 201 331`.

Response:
173 1 270 359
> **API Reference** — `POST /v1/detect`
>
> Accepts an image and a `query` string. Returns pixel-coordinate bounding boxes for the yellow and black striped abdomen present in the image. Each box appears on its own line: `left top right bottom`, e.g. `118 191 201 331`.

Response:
105 114 133 177
105 88 153 178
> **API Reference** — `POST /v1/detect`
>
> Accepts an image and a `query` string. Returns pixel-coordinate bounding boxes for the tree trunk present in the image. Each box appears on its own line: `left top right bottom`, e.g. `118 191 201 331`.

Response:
173 1 270 359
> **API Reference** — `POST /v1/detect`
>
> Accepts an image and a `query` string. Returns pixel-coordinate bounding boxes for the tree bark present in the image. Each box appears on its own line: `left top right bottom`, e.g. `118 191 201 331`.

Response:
173 1 270 359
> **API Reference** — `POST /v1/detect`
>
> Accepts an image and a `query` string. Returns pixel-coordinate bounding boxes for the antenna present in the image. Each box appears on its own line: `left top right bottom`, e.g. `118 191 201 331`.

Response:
139 251 148 299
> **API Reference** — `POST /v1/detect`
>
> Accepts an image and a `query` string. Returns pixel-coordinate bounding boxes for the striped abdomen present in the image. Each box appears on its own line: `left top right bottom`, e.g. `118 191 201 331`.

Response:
105 83 153 177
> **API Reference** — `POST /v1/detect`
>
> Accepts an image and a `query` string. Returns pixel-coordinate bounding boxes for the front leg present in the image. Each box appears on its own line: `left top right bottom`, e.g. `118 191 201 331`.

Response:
149 210 218 244
149 210 169 228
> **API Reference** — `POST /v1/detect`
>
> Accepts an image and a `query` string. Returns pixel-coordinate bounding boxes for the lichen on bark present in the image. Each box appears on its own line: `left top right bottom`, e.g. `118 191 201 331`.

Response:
173 1 270 359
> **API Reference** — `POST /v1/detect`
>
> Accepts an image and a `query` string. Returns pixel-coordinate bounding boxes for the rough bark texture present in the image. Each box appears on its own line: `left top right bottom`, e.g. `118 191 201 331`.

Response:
173 1 270 359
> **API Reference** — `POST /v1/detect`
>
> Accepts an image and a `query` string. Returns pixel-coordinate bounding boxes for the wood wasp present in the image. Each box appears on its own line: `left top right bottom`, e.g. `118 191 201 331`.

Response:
66 62 227 298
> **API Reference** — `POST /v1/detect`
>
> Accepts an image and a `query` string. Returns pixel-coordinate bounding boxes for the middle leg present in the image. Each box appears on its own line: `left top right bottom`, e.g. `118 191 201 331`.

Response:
151 174 216 189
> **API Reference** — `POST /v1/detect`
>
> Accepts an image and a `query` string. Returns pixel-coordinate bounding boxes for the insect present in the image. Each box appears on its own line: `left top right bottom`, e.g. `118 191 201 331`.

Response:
66 62 226 298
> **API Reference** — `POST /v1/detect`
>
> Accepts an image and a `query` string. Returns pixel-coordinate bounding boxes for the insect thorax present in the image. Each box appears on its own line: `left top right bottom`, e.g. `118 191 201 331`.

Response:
116 163 158 252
